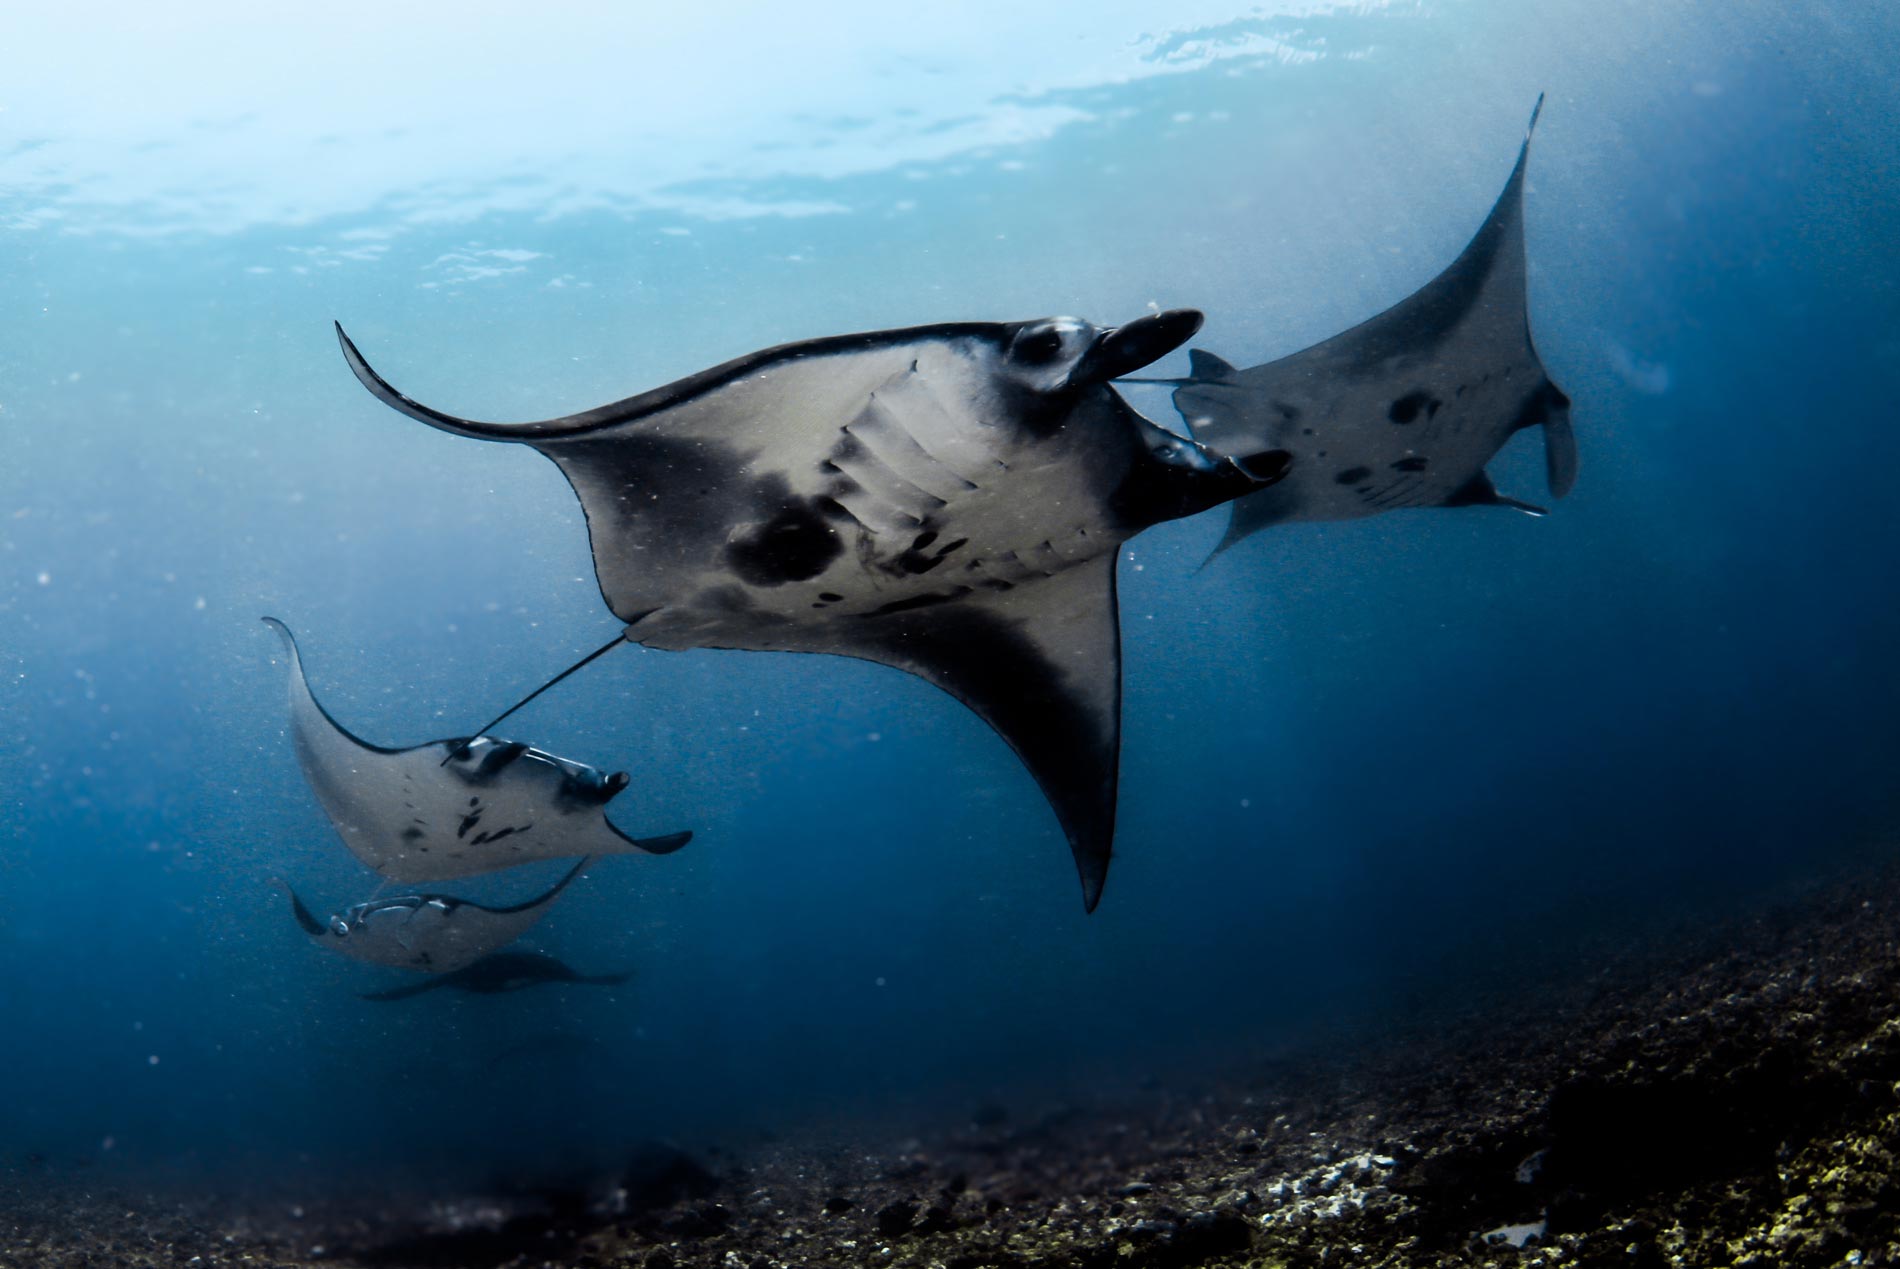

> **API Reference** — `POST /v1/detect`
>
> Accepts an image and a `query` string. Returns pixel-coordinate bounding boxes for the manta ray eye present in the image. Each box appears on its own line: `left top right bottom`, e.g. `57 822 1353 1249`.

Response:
1011 327 1066 365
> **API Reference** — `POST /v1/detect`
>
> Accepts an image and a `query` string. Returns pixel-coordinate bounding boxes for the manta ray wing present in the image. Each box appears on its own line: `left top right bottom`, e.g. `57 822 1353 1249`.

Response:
1174 96 1572 551
264 618 690 882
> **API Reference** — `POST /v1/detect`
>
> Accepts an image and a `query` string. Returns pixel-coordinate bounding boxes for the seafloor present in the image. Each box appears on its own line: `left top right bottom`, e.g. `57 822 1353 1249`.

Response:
6 853 1900 1269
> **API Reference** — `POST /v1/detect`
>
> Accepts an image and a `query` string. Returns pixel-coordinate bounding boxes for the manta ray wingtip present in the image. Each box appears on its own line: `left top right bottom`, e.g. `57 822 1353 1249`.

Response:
260 615 299 658
632 828 693 855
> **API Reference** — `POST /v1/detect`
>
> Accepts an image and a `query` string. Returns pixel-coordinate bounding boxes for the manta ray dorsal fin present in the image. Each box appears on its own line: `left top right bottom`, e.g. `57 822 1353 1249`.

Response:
825 555 1123 912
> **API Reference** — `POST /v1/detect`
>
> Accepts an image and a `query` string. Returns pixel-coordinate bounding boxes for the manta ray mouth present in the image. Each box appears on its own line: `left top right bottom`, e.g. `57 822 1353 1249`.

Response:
1069 308 1203 387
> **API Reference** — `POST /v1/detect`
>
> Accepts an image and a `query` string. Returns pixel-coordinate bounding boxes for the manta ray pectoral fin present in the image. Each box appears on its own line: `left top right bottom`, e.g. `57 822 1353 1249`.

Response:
825 555 1123 912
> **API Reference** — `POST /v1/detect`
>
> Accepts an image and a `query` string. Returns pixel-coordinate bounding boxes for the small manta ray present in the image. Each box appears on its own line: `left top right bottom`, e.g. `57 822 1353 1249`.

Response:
334 310 1292 911
357 949 631 1000
264 616 691 882
278 860 590 975
1152 96 1573 555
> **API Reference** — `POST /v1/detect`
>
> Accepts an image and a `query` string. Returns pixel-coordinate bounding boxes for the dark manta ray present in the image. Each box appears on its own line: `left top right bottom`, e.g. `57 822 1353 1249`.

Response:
335 310 1291 911
279 861 589 974
265 617 691 882
1159 97 1572 553
358 950 631 1001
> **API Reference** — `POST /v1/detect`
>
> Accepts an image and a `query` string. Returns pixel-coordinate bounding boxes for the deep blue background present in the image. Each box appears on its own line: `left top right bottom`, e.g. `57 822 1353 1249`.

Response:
2 1 1898 1191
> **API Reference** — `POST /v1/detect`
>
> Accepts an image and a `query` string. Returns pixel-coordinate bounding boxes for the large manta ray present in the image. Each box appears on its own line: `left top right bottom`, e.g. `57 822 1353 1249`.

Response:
1159 97 1572 554
279 860 589 974
335 310 1291 911
265 617 691 882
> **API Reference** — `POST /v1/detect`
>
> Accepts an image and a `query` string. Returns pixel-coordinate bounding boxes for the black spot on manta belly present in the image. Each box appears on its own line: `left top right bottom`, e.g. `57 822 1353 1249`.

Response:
1389 391 1442 425
894 530 968 577
726 499 846 587
1336 466 1373 485
401 827 425 843
1392 456 1430 473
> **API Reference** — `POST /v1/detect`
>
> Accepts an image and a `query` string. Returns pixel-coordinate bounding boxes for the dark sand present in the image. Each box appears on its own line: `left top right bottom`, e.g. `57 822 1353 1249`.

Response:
7 855 1900 1268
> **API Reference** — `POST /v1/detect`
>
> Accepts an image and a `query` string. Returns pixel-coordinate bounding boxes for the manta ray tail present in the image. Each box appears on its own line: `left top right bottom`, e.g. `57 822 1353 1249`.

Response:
443 632 626 766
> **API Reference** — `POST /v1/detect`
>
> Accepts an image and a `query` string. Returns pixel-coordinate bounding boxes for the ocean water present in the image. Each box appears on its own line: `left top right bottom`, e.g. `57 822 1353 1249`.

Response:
2 0 1898 1201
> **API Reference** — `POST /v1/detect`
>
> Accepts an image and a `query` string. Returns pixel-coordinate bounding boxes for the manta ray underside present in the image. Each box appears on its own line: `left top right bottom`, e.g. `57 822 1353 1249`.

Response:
265 617 691 883
334 310 1291 911
1163 96 1573 552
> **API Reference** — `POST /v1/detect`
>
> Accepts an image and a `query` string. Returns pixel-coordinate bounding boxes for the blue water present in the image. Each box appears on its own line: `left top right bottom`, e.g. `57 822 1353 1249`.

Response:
3 0 1898 1194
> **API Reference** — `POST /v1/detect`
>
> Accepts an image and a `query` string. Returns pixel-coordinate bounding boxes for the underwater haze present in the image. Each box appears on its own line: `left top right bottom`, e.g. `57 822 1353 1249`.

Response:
3 0 1900 1201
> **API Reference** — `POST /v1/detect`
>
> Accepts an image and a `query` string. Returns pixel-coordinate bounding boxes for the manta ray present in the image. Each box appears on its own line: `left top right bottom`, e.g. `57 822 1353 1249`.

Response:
335 310 1291 911
357 950 631 1001
1154 97 1572 553
264 617 691 882
279 861 589 974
